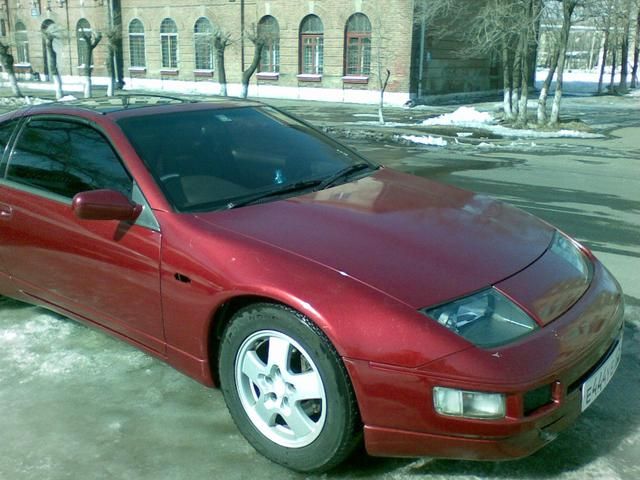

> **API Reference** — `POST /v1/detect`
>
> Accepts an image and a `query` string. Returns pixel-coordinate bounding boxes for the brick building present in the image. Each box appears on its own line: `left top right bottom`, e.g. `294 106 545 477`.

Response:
0 1 499 104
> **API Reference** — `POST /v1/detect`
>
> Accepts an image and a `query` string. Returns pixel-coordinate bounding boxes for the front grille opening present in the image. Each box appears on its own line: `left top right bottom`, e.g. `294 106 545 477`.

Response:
524 384 553 416
568 338 620 394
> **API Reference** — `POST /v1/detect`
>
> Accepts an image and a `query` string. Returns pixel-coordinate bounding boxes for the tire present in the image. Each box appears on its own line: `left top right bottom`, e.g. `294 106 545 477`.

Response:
219 303 361 472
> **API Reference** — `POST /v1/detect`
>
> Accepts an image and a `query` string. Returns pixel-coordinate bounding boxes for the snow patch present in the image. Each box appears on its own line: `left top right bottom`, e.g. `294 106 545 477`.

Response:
399 134 448 147
0 309 153 383
422 106 494 126
420 106 603 139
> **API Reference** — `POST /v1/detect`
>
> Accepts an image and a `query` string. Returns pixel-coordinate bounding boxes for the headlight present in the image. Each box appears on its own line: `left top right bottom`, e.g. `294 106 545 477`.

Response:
422 288 538 348
549 231 592 280
433 387 506 419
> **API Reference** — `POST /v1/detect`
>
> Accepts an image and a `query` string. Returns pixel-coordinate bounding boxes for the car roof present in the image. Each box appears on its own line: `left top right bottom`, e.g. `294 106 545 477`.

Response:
23 94 263 118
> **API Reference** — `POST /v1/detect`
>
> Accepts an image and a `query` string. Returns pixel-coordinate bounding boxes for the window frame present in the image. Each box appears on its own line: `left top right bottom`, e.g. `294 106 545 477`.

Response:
160 18 179 71
128 19 146 70
344 13 372 78
298 15 324 78
76 18 92 68
14 21 30 65
193 17 214 72
258 15 280 75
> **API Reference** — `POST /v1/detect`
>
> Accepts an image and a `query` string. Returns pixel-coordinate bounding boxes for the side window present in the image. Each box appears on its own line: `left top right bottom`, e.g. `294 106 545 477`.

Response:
7 120 132 199
0 119 19 165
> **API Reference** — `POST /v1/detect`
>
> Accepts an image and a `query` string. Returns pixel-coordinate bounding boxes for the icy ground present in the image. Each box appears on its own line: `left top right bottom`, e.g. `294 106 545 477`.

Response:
0 299 638 480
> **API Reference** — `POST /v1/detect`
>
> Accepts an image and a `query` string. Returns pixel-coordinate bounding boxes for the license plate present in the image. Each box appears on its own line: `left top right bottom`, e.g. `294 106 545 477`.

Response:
581 339 622 412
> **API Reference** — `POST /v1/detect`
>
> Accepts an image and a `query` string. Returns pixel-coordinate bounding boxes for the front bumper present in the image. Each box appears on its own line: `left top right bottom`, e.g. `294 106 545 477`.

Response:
344 260 624 460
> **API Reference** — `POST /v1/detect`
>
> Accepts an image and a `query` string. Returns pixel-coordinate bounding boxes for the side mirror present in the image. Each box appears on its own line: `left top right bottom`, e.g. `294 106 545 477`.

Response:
72 189 143 222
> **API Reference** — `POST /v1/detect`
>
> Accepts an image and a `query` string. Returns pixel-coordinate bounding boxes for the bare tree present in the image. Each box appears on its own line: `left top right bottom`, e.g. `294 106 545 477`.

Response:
548 0 579 126
371 12 395 124
597 27 611 93
466 0 542 125
240 24 268 99
78 27 103 98
42 24 65 100
537 46 560 123
515 0 544 126
0 41 23 97
213 27 233 96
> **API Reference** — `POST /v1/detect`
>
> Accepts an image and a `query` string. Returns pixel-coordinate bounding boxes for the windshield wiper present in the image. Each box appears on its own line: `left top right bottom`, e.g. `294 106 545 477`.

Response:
317 163 375 190
226 179 323 209
225 164 376 210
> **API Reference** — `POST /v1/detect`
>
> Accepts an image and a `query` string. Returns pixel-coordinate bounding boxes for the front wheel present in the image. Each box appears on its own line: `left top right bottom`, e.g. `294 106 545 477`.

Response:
219 303 361 472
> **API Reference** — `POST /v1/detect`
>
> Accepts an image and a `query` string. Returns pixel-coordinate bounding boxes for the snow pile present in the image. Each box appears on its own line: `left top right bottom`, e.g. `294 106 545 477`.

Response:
422 106 494 126
419 106 603 139
399 134 448 147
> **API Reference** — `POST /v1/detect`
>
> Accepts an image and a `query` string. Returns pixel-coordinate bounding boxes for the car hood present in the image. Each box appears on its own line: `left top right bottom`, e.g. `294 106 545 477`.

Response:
194 169 555 308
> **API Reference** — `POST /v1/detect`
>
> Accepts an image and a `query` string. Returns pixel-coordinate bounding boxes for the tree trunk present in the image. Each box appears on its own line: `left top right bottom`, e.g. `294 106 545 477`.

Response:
82 33 102 98
517 33 530 126
549 0 577 126
0 42 23 97
511 37 522 117
45 38 63 99
241 42 265 99
106 45 116 97
609 42 617 91
619 2 632 91
537 48 559 125
598 29 609 94
216 49 227 96
378 68 391 125
517 0 542 126
632 10 640 88
588 32 597 69
84 60 93 99
502 39 514 120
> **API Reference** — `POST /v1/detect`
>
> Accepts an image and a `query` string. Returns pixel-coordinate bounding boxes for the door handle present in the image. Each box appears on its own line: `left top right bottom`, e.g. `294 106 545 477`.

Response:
0 203 13 220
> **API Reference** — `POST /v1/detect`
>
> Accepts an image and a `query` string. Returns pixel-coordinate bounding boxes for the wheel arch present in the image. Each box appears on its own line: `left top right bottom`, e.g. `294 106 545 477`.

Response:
207 293 335 387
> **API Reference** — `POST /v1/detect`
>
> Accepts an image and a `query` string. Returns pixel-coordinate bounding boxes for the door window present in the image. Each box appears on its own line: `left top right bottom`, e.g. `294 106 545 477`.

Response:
0 119 19 165
7 119 132 199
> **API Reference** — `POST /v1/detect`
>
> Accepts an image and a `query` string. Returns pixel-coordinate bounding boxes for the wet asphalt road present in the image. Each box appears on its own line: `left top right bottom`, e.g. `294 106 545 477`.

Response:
0 91 639 479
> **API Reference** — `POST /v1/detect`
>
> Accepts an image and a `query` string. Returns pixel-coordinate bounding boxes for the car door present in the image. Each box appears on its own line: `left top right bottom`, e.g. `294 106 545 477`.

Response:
0 116 165 353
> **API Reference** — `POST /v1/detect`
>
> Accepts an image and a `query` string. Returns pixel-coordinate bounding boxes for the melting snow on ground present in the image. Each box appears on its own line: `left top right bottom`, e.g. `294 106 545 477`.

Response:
422 106 604 139
398 134 448 147
422 106 494 126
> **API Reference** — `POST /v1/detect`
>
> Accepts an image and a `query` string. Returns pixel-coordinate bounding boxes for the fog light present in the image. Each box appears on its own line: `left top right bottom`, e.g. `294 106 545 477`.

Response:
433 387 506 419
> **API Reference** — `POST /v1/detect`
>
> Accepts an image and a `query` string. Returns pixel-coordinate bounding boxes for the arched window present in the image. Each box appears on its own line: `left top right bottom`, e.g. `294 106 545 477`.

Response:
258 16 280 73
76 19 92 67
299 15 323 75
194 17 213 70
344 13 371 76
160 18 178 69
15 21 29 64
128 19 146 68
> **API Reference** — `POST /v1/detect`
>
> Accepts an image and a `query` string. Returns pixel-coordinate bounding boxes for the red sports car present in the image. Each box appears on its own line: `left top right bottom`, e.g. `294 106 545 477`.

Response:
0 96 623 472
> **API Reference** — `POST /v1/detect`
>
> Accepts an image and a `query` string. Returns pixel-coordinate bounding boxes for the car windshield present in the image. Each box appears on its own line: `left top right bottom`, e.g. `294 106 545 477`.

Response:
116 106 376 212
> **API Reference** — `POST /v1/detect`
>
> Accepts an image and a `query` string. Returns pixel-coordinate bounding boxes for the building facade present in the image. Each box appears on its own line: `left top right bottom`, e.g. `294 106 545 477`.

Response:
1 1 499 104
